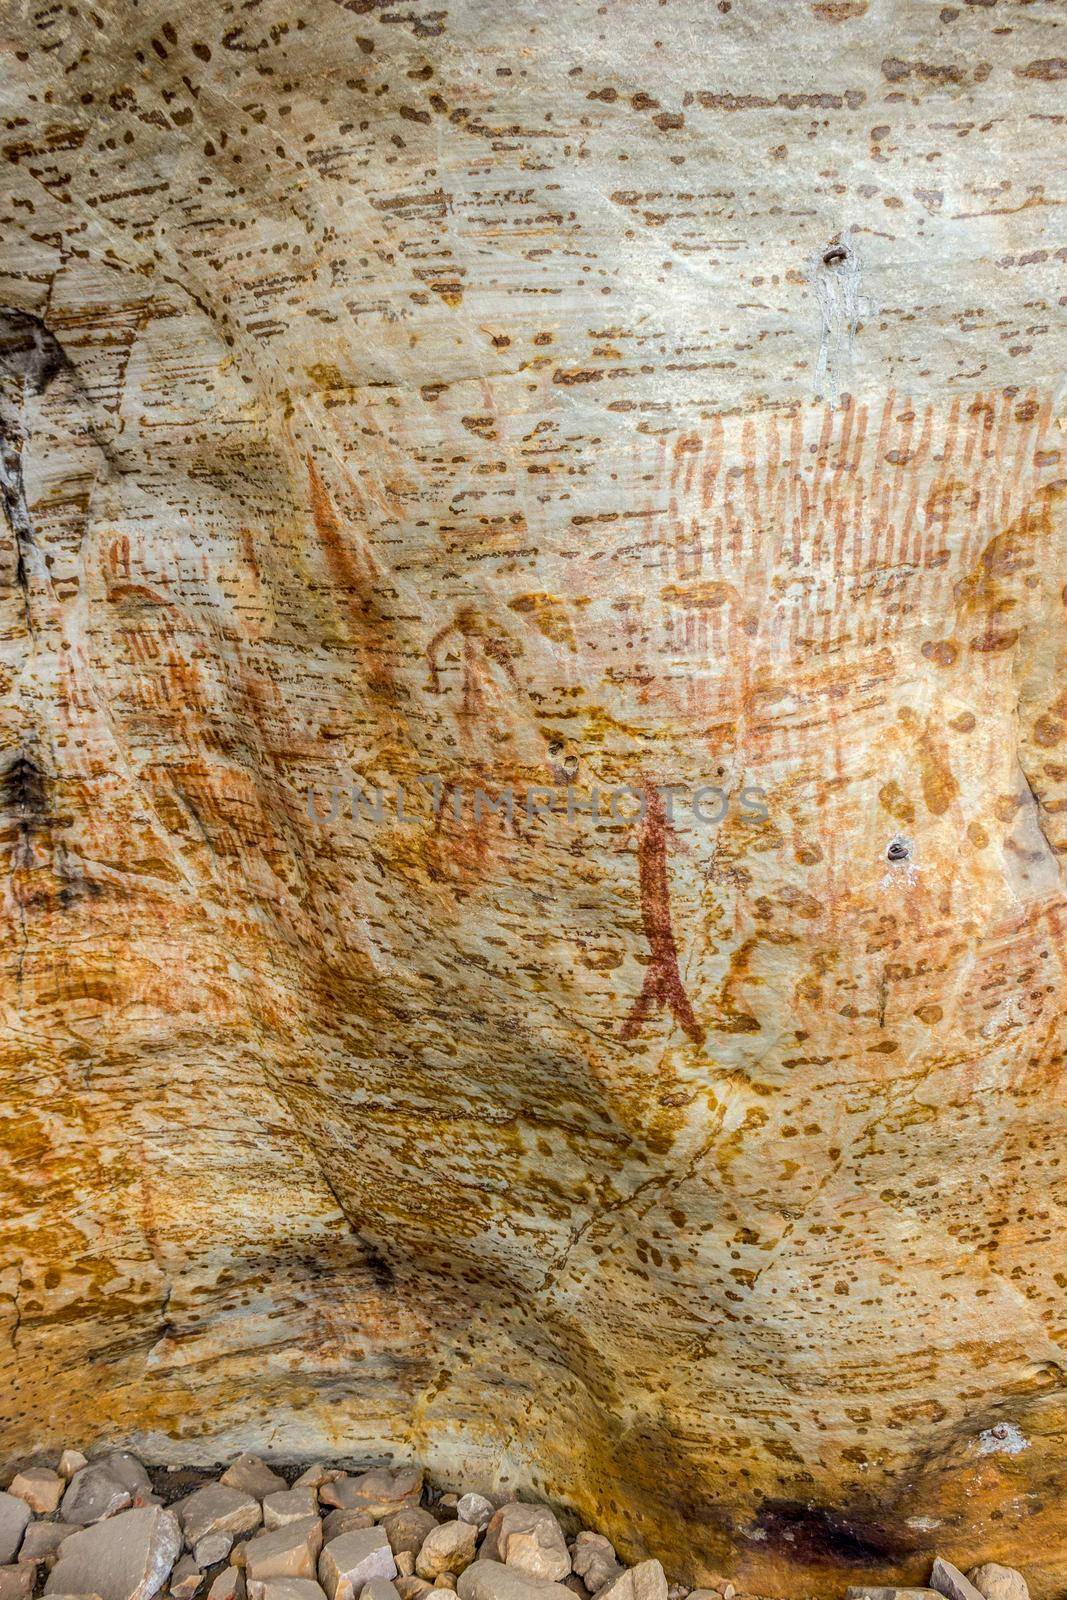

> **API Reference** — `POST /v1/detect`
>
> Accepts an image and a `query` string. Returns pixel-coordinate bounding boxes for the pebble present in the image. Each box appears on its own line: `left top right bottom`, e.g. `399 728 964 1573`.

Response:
265 1494 320 1533
457 1561 574 1600
176 1485 261 1548
456 1501 493 1535
594 1562 668 1600
571 1536 620 1595
194 1532 234 1567
169 1556 202 1600
209 1570 246 1600
485 1509 569 1584
382 1512 438 1559
244 1519 324 1584
56 1456 87 1483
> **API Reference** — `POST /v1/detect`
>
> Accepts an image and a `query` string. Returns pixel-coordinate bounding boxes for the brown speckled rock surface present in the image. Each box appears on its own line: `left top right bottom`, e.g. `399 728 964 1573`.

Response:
0 0 1065 1594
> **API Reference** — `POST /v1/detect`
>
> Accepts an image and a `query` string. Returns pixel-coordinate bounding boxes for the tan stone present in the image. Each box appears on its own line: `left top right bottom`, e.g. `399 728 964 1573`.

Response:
361 1583 401 1600
318 1530 396 1600
0 1565 34 1600
45 1507 181 1600
321 1474 421 1520
244 1520 323 1585
221 1460 287 1502
484 1511 568 1584
264 1492 319 1532
592 1565 667 1600
9 1467 64 1514
381 1513 437 1560
968 1572 1029 1600
457 1565 574 1600
247 1584 325 1600
195 1532 235 1568
395 1557 415 1580
57 1456 88 1483
208 1571 246 1600
570 1540 620 1597
395 1584 434 1600
416 1524 477 1583
170 1556 202 1600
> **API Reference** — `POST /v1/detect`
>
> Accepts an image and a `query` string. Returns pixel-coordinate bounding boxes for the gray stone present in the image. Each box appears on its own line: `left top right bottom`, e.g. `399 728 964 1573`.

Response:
968 1570 1029 1600
220 1459 287 1502
570 1538 620 1596
455 1502 492 1535
18 1522 77 1567
60 1468 132 1528
45 1507 181 1600
361 1583 401 1600
458 1565 574 1600
318 1529 397 1600
931 1563 987 1600
416 1525 477 1583
0 1498 31 1567
847 1591 944 1600
177 1485 262 1547
9 1467 64 1514
244 1519 323 1585
194 1533 234 1568
94 1456 152 1503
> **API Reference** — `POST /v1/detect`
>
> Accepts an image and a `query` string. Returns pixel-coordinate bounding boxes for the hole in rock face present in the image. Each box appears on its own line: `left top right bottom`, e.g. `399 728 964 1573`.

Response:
822 244 849 267
886 837 911 863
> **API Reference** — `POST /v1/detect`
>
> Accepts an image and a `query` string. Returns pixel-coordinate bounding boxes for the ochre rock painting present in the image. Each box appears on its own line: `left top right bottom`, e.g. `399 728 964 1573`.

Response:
0 0 1065 1593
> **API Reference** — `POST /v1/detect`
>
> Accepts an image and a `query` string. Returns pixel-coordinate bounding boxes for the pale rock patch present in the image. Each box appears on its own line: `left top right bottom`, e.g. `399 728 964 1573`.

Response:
318 1528 397 1600
221 1459 288 1501
457 1562 575 1600
968 1569 1029 1600
177 1485 262 1547
591 1561 667 1600
265 1493 320 1531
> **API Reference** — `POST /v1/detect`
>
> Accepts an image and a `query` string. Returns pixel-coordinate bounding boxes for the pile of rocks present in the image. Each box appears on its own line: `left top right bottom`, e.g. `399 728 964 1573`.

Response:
0 1451 1034 1600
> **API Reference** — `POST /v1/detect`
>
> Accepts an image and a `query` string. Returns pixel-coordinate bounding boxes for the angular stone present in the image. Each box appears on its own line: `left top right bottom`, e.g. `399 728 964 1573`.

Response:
485 1510 569 1584
244 1519 323 1584
433 1580 456 1593
0 1566 34 1600
9 1467 64 1514
221 1459 288 1501
94 1456 152 1504
0 1499 31 1568
18 1522 78 1567
177 1485 262 1547
323 1514 374 1545
395 1584 433 1600
170 1555 202 1600
45 1507 181 1600
194 1532 234 1567
293 1468 336 1492
362 1583 401 1600
396 1558 415 1580
318 1529 396 1600
455 1501 492 1534
457 1563 574 1600
208 1571 246 1600
592 1564 667 1600
57 1455 88 1482
265 1492 319 1531
931 1564 987 1600
416 1524 477 1582
968 1571 1029 1600
847 1592 944 1600
60 1468 132 1528
248 1585 326 1600
570 1538 620 1596
381 1513 437 1559
321 1473 422 1520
